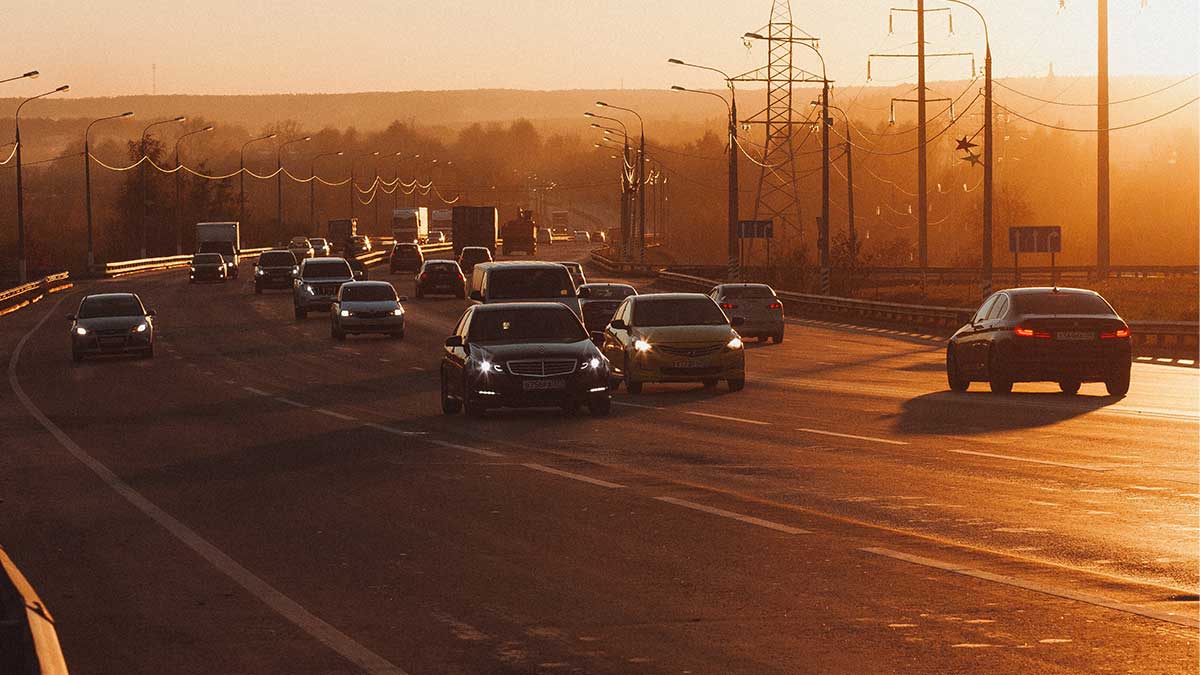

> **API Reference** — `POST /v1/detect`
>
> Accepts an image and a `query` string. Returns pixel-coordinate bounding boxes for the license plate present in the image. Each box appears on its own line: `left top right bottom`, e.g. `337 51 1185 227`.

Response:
523 379 566 391
673 359 705 369
1056 331 1095 341
99 338 125 348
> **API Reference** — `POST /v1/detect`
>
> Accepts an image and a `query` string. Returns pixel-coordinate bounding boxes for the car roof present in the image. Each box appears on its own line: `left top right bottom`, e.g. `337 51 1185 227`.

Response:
999 286 1100 296
460 246 490 252
580 282 632 288
262 249 293 254
82 292 140 302
484 261 568 269
304 256 348 264
630 292 711 302
555 261 582 267
341 280 393 288
715 283 774 290
473 301 576 312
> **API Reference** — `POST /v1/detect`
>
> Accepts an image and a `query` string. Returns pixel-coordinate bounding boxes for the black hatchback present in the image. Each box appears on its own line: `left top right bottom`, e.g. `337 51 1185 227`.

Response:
415 260 466 298
946 287 1132 396
390 243 425 274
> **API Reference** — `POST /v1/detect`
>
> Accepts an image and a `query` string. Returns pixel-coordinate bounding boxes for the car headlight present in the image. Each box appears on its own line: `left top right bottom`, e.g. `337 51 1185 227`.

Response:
74 326 87 336
303 284 315 294
726 336 744 350
133 323 149 334
581 357 602 370
292 267 299 274
255 268 264 276
478 359 503 374
392 308 403 316
188 266 195 273
339 309 351 317
634 338 652 352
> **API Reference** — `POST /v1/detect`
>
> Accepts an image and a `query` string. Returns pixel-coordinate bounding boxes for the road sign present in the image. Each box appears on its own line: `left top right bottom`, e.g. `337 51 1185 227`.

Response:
738 220 773 239
1008 226 1061 254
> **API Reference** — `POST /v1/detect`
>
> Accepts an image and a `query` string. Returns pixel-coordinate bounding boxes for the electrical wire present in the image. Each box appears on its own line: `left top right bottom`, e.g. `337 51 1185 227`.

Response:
994 96 1200 132
831 91 981 156
995 73 1198 108
0 144 18 166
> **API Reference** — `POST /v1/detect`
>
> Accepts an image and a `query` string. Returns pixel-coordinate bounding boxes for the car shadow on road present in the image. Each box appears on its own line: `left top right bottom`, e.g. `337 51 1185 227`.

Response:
893 390 1117 435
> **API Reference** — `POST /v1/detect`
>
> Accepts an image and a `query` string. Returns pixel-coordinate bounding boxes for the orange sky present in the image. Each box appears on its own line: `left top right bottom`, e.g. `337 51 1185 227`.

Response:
3 1 1197 97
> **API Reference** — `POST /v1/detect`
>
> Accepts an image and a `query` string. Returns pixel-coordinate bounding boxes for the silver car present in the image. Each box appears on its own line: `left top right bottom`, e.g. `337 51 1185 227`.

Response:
68 293 156 362
288 237 315 261
310 237 332 257
709 283 785 343
331 281 406 340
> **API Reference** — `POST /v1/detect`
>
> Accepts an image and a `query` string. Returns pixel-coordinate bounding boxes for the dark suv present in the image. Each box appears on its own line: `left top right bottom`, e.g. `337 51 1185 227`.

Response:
254 250 299 293
457 246 493 275
416 260 467 298
293 257 358 319
390 243 425 274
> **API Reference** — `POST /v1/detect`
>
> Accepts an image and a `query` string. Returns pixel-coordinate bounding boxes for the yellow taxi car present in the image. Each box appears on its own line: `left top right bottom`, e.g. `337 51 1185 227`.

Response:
601 293 746 393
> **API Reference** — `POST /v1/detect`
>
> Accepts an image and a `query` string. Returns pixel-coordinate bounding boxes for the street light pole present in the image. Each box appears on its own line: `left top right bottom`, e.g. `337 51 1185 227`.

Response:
309 150 343 233
822 102 856 265
85 111 134 267
173 125 213 255
140 116 186 258
276 136 311 234
240 132 278 225
15 84 69 283
596 102 646 261
0 70 39 85
350 151 379 220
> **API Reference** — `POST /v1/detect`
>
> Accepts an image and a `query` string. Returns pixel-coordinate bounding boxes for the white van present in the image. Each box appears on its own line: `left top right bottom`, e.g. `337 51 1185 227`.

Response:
468 261 582 318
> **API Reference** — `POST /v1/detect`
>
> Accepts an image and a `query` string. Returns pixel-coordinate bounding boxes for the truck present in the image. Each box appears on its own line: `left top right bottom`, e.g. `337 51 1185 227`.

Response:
195 221 241 278
327 218 358 253
500 209 537 256
431 208 453 243
550 210 570 236
451 206 499 256
391 207 429 244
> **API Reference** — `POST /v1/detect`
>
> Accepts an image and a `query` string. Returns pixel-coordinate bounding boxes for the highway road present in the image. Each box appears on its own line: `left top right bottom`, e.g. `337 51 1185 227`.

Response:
2 242 1197 674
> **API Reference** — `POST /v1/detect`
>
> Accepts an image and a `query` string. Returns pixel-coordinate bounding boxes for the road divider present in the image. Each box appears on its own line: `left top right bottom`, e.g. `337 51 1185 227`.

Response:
0 272 72 318
0 545 68 675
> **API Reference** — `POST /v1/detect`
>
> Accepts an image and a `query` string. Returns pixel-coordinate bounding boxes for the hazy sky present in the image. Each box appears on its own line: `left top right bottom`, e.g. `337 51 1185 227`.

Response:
6 1 1197 97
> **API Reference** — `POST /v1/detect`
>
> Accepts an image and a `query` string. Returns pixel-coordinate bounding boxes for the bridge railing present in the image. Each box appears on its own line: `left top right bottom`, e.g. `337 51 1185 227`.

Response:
0 272 73 317
0 545 68 675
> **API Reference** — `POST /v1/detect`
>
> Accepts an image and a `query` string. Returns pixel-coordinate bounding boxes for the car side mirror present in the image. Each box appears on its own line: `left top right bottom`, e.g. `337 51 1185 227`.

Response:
730 316 745 327
469 290 483 301
577 287 591 298
609 319 626 331
354 270 365 279
65 314 75 321
590 331 605 347
146 309 157 317
399 296 409 302
445 335 464 348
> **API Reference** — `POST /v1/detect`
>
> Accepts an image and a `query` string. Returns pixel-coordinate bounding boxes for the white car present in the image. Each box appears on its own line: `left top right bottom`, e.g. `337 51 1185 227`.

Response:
573 230 592 243
288 237 315 261
331 281 407 340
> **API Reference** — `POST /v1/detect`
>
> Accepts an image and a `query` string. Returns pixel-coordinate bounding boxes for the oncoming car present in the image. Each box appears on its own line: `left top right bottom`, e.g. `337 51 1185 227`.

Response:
254 250 298 293
946 287 1132 396
602 293 746 393
293 257 358 319
440 302 611 417
189 252 228 283
331 281 406 340
68 293 156 362
287 237 315 261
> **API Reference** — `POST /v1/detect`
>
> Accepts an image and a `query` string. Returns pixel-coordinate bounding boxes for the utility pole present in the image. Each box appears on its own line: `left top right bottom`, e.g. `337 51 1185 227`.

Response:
820 80 831 289
1096 0 1110 275
846 137 856 258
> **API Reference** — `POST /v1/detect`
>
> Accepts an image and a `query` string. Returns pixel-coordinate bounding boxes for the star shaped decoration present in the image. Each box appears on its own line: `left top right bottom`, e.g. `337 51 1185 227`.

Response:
955 136 978 152
962 151 983 167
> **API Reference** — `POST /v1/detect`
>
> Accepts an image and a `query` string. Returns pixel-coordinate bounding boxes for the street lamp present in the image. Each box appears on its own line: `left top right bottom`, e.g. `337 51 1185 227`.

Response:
139 116 186 258
276 135 311 233
669 60 741 279
812 100 856 264
174 125 213 254
309 150 343 232
596 101 647 260
350 151 379 219
240 132 278 223
585 111 634 257
14 84 69 283
85 111 134 267
0 71 39 85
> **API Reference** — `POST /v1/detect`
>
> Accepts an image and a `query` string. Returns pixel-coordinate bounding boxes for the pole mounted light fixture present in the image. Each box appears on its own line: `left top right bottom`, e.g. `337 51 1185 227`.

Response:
15 83 70 282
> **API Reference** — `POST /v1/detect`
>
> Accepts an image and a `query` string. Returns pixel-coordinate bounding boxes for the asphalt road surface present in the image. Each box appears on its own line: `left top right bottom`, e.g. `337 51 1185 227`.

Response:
2 242 1196 674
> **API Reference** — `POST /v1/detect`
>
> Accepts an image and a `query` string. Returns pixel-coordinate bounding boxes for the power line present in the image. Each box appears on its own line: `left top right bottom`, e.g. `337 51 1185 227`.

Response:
994 96 1200 132
995 73 1198 108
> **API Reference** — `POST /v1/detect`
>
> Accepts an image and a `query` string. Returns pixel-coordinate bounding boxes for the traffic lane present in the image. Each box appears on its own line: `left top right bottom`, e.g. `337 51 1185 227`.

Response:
4 290 360 675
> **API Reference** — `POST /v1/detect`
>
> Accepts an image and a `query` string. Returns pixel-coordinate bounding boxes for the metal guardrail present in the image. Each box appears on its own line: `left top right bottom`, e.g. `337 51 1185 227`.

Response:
0 546 68 674
0 272 72 317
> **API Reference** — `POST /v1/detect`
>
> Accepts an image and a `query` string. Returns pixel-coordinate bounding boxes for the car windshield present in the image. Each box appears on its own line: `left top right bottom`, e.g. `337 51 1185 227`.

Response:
78 295 144 319
721 286 776 299
462 249 491 261
394 246 420 255
426 263 459 274
341 285 396 302
584 285 635 300
303 261 352 278
311 239 326 245
289 239 309 246
1012 292 1115 315
558 263 582 272
469 307 587 343
192 253 222 264
488 267 574 299
633 297 728 327
260 252 295 266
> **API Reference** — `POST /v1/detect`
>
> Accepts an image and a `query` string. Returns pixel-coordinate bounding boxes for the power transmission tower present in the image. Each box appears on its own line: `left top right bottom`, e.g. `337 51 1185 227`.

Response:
735 0 824 263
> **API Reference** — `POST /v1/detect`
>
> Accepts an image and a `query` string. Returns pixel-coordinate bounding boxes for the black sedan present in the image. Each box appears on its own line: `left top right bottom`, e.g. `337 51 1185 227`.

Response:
440 302 611 417
946 287 1132 396
68 293 156 362
415 260 466 298
577 282 638 333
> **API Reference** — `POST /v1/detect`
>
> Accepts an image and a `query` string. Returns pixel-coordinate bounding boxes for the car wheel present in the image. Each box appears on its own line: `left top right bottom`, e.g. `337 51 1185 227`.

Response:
946 348 970 392
1105 366 1131 398
1059 379 1081 395
456 289 466 299
440 372 462 414
727 377 746 392
295 307 307 320
416 289 424 299
702 378 719 388
589 395 612 417
142 344 154 359
463 376 486 417
72 349 83 364
254 284 262 295
391 330 405 340
332 325 345 341
560 400 581 416
773 331 784 343
987 351 1013 394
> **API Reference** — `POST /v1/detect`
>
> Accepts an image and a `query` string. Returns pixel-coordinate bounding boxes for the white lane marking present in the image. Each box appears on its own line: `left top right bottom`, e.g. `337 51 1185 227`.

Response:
364 422 428 437
223 379 237 385
947 449 1111 472
655 496 811 535
1179 359 1196 366
243 386 271 396
276 397 310 409
8 298 408 675
316 409 357 421
426 439 505 458
409 367 424 372
612 400 664 410
1156 358 1173 363
378 358 391 363
686 411 771 426
1136 356 1153 361
861 547 1198 629
523 463 626 489
202 371 216 376
796 428 909 446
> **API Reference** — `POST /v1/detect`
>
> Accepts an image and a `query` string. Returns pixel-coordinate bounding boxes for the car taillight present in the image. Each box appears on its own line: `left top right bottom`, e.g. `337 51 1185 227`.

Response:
768 301 782 310
1014 326 1051 339
720 302 735 310
420 273 428 280
1101 327 1131 339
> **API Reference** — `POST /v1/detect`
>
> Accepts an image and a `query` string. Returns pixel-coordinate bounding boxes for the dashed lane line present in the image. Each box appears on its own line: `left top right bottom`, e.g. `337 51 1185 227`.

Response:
8 296 408 675
796 428 909 446
523 463 626 489
861 547 1198 629
685 411 771 426
656 496 811 535
426 439 505 458
946 449 1112 472
364 422 428 437
276 397 310 409
243 386 271 396
316 409 358 421
612 401 665 411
